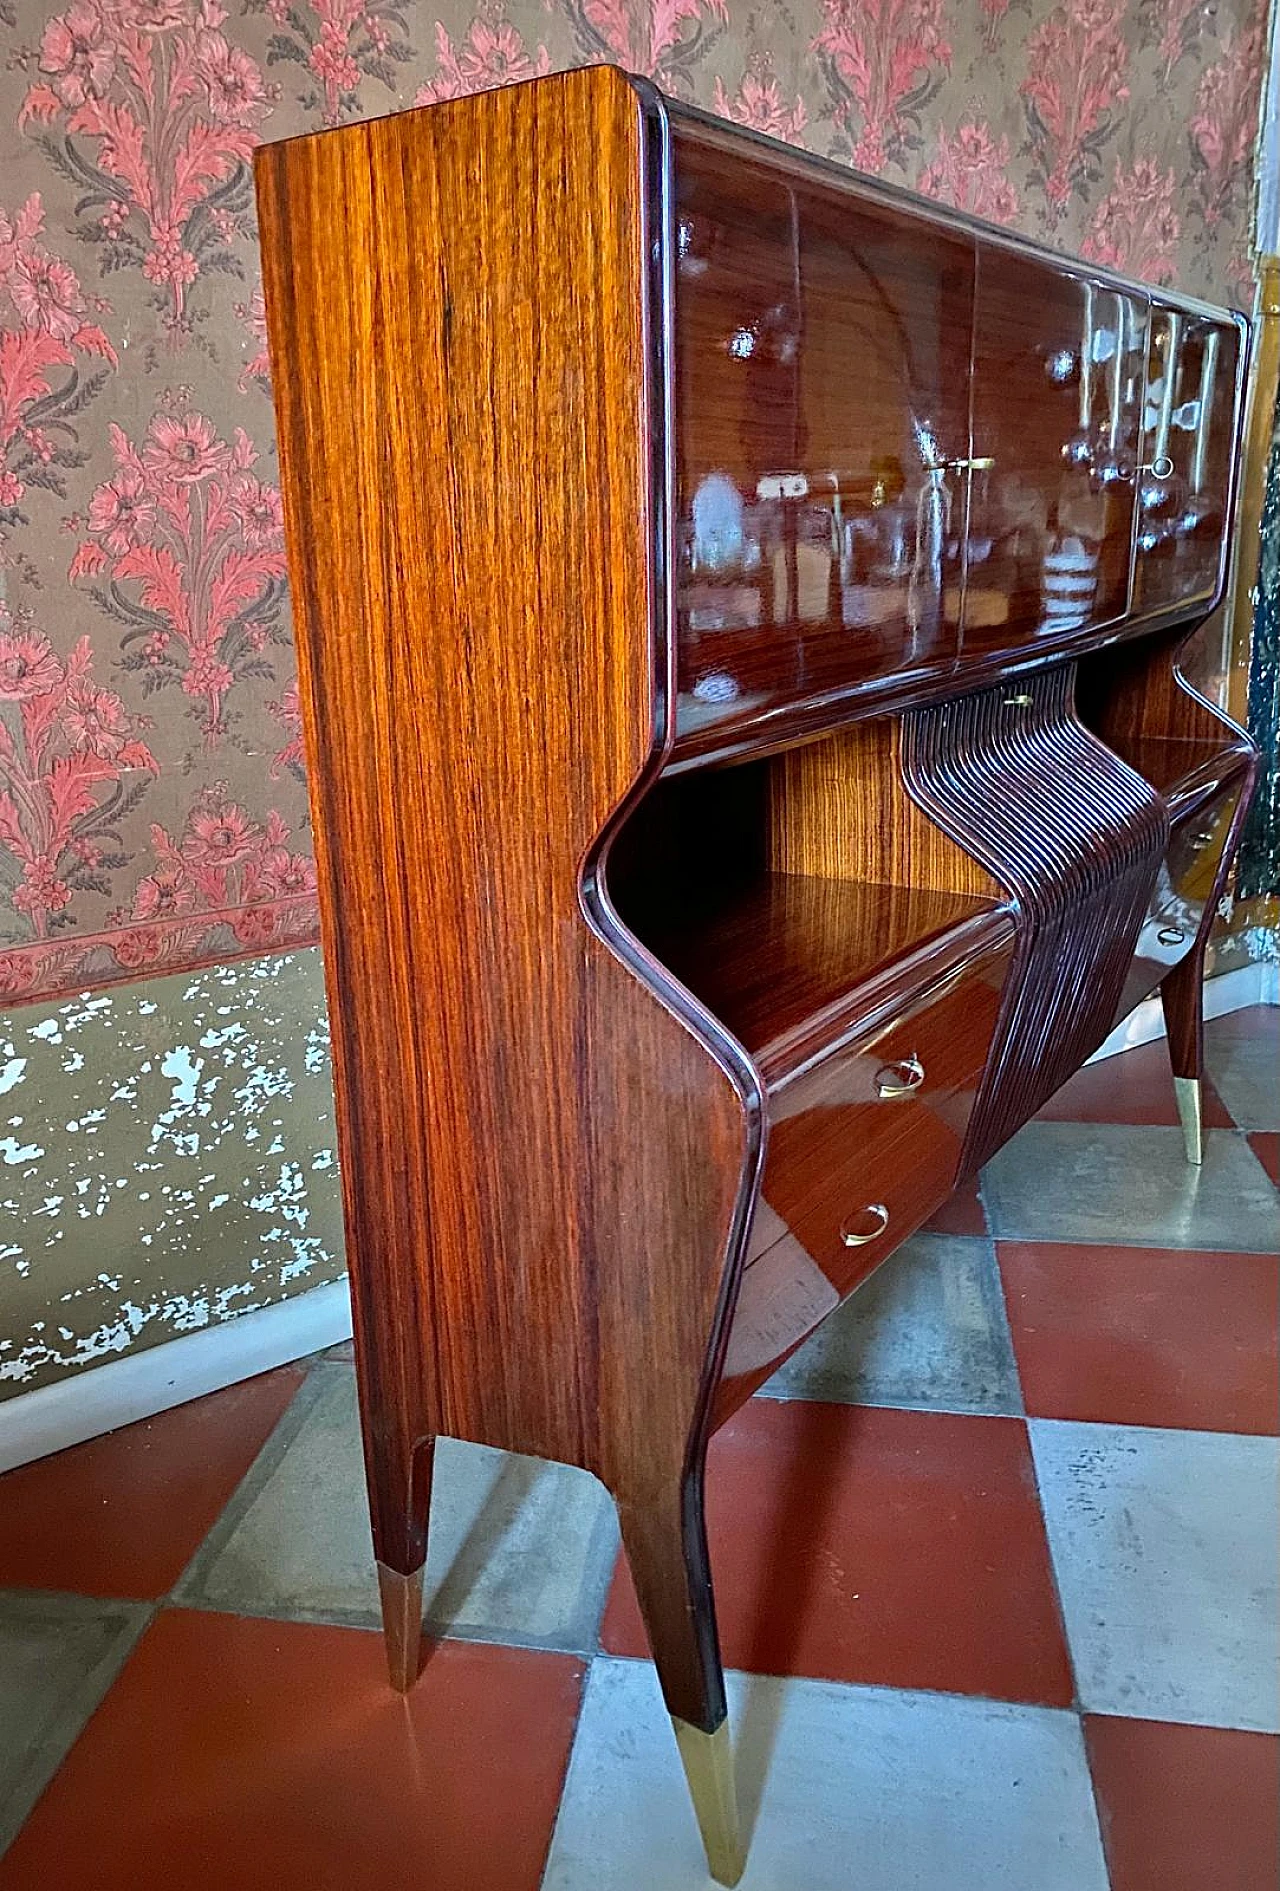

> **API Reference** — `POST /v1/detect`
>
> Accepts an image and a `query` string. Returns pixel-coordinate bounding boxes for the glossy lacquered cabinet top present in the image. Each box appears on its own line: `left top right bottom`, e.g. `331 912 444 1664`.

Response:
665 107 1245 763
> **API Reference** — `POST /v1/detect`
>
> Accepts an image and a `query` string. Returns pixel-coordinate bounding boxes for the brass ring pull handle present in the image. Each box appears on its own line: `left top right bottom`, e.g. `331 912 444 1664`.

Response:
841 1203 890 1247
1157 925 1185 946
875 1055 925 1098
1144 453 1175 479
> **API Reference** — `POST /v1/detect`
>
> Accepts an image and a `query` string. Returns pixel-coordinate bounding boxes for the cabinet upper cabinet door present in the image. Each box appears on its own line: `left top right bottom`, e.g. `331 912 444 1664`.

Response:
669 124 973 760
964 246 1147 662
1132 309 1242 617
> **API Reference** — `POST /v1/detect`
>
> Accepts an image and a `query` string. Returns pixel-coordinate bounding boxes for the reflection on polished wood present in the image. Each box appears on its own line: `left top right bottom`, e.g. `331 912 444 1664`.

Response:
257 65 1257 1886
671 125 972 758
965 254 1145 658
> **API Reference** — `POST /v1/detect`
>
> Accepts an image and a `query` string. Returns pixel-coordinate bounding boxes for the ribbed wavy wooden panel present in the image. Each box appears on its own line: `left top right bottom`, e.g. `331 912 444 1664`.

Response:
902 663 1169 1169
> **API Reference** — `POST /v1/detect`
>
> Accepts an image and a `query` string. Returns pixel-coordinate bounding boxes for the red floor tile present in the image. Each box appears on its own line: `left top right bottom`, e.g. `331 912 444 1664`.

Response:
1086 1715 1280 1891
0 1610 583 1891
601 1399 1073 1705
998 1242 1280 1434
1205 1003 1279 1045
921 1170 988 1235
1249 1132 1280 1187
0 1368 304 1599
1034 1039 1233 1128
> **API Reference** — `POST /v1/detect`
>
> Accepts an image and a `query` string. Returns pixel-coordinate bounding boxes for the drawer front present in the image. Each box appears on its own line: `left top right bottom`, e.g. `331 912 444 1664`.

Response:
765 945 1007 1288
720 933 1011 1408
1110 778 1246 1024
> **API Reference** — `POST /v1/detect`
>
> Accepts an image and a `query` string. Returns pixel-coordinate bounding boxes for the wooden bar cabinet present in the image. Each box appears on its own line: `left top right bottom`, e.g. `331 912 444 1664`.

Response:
256 66 1257 1883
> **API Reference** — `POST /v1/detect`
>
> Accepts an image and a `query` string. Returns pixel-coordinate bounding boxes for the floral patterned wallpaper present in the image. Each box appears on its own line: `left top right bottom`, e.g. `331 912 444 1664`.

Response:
0 0 1267 1007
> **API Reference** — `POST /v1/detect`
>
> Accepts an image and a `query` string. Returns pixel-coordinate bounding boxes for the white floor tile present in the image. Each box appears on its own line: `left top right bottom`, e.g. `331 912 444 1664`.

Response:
179 1365 618 1651
1032 1419 1280 1731
543 1658 1109 1891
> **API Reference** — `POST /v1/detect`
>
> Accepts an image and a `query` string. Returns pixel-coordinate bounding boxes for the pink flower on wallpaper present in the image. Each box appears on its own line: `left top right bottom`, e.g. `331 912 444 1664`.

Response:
0 633 65 701
812 0 952 173
229 475 284 545
71 403 288 742
244 0 414 126
39 4 117 108
256 845 317 897
0 194 116 524
918 122 1020 223
9 249 85 343
1021 0 1130 213
711 69 808 141
185 799 259 865
119 793 315 956
0 620 158 943
88 466 157 554
197 30 269 123
63 680 140 760
143 411 230 483
414 15 551 105
1081 156 1180 281
22 1 272 338
1021 2 1129 212
131 860 194 919
565 0 728 86
1190 16 1265 228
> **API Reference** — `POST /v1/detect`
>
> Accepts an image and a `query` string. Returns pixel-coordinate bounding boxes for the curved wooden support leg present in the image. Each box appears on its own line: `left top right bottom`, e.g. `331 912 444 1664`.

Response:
368 1430 435 1693
616 1473 744 1887
1161 949 1206 1166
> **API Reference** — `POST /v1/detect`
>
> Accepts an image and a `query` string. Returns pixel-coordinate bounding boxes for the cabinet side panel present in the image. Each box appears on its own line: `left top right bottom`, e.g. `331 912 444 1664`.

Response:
256 71 754 1488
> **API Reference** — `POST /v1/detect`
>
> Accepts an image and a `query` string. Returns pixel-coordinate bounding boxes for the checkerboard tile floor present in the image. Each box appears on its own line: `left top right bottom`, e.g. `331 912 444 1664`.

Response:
1 1006 1276 1890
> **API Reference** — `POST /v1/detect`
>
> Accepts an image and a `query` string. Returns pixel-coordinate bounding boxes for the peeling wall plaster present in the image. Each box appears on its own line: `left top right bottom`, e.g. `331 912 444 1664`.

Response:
0 949 346 1397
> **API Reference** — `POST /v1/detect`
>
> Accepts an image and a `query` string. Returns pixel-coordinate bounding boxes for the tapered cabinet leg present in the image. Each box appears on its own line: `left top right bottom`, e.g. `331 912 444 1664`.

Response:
1161 950 1207 1166
617 1471 744 1886
366 1430 435 1694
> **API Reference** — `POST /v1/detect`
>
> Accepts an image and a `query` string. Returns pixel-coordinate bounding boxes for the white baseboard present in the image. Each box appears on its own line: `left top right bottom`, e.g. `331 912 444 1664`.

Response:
1088 961 1277 1061
0 1276 353 1474
1 964 1273 1475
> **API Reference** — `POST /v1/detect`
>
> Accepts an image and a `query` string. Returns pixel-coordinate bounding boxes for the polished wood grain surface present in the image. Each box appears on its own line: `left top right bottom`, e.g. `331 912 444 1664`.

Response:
964 255 1145 657
1133 312 1243 617
669 126 971 754
661 104 1245 764
258 69 763 1736
767 718 1000 897
1077 620 1258 1070
642 873 1005 1066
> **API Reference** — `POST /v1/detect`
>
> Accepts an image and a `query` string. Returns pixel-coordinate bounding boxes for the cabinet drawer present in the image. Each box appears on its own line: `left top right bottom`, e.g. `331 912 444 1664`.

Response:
718 930 1010 1411
762 937 1008 1291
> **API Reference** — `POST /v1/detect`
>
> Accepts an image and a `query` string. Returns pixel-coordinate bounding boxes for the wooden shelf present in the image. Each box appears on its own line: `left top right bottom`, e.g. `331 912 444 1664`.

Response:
1113 733 1253 810
640 871 1010 1067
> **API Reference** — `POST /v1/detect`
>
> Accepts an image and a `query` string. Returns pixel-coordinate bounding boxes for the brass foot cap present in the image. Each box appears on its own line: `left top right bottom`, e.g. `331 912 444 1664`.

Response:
376 1562 425 1693
1174 1075 1204 1166
672 1716 745 1886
